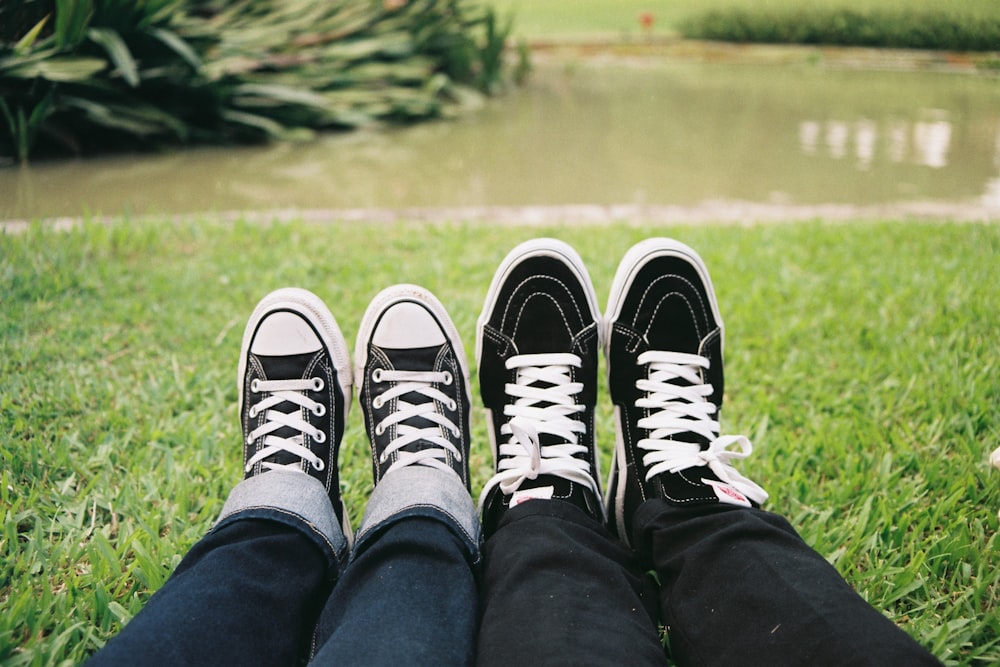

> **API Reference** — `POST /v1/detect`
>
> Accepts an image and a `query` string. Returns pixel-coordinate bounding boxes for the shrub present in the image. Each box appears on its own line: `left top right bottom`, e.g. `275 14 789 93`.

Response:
0 0 513 163
679 8 1000 51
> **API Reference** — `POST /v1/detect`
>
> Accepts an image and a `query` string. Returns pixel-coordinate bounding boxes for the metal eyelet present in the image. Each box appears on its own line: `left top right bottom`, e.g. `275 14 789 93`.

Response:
313 459 326 471
372 369 384 382
447 399 457 411
250 378 261 392
442 371 453 385
311 377 324 391
373 396 384 409
248 405 258 418
313 430 326 444
375 423 386 436
312 403 326 417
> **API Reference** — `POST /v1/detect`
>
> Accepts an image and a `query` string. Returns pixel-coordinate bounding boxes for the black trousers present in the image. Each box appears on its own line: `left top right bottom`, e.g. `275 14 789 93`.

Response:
477 499 940 667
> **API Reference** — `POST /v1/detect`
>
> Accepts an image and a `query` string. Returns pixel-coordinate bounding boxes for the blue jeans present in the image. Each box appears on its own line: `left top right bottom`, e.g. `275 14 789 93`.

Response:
87 467 479 666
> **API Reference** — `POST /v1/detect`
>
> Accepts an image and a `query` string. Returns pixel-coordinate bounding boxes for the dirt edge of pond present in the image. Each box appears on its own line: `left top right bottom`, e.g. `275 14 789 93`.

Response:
4 200 998 234
526 37 1000 75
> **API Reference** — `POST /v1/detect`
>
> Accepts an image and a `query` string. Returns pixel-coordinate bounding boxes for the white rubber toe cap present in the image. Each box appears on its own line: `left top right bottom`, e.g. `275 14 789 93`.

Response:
372 301 446 349
251 311 322 355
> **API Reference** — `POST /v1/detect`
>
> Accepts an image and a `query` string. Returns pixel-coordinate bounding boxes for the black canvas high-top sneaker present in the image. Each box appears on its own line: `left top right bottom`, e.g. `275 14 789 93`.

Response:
355 285 471 489
604 239 768 547
476 239 604 536
238 287 354 540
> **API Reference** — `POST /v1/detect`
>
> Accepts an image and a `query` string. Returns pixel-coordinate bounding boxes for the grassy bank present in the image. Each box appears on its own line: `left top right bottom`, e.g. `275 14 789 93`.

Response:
2 218 998 664
679 7 1000 51
492 0 1000 49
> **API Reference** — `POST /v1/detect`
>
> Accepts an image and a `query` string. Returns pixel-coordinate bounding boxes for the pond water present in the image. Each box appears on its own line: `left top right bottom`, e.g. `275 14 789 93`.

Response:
3 59 1000 221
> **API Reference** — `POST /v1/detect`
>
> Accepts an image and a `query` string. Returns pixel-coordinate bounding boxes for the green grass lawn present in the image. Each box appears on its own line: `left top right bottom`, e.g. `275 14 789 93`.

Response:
2 218 998 664
490 0 1000 39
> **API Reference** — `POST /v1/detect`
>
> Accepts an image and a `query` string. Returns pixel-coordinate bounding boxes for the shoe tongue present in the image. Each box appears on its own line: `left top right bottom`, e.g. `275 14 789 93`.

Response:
379 344 439 372
256 350 316 378
656 372 712 450
661 368 711 449
251 351 320 465
670 431 711 451
379 344 447 448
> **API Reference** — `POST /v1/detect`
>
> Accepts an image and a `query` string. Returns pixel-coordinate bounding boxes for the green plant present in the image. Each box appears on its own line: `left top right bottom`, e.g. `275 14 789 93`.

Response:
679 8 1000 51
0 0 516 162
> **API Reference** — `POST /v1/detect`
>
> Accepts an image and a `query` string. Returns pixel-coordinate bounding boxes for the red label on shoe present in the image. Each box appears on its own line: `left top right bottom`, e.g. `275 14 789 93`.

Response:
511 486 554 507
702 478 751 508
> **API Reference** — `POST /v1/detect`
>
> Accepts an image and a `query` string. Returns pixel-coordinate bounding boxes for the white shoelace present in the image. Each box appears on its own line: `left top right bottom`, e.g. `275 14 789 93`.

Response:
635 350 768 504
372 368 462 476
245 377 326 473
478 353 601 508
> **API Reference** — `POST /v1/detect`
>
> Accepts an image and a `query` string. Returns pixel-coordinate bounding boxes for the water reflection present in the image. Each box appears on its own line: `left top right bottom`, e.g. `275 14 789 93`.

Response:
2 61 1000 220
798 112 954 170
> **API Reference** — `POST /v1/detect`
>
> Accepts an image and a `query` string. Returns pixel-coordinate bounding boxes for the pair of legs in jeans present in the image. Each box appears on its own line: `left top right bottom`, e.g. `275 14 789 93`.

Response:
89 238 940 666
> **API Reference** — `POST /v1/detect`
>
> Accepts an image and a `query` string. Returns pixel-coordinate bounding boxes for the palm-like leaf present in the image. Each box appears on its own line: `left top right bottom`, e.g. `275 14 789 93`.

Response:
1 0 514 161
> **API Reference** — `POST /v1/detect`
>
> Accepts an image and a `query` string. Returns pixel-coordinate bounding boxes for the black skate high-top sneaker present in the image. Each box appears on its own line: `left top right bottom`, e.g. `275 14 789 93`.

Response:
604 239 768 547
477 239 604 536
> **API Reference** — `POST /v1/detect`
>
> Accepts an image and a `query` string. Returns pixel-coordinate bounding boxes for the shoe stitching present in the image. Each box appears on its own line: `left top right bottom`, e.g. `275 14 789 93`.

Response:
611 321 644 354
304 351 337 493
569 321 599 357
433 344 467 483
500 273 587 333
660 470 718 505
644 290 705 344
482 324 515 357
625 400 651 506
569 353 599 506
701 327 722 360
634 274 710 333
700 327 723 388
607 325 648 526
243 355 266 473
511 291 575 342
365 346 393 480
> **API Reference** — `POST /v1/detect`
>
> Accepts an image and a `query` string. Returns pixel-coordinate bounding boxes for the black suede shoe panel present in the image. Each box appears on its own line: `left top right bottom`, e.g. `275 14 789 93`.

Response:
477 240 604 536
